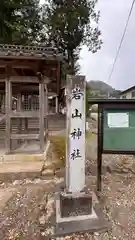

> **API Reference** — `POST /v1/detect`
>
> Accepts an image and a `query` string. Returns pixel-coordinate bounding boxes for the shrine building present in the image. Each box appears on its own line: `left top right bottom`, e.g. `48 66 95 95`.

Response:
0 44 65 154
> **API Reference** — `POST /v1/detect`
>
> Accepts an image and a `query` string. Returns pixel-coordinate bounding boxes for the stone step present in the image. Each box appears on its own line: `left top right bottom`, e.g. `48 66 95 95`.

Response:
0 161 43 182
0 141 50 182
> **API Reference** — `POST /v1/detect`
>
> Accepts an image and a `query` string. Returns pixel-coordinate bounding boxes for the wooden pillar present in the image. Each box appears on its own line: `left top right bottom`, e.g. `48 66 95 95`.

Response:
24 118 28 134
44 84 48 115
17 93 22 132
44 84 48 140
17 93 21 111
55 96 58 114
17 93 22 145
39 79 45 152
97 105 103 192
5 75 12 153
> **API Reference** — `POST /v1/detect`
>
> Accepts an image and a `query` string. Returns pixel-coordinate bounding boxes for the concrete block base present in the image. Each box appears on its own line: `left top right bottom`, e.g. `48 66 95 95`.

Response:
55 191 111 237
56 191 93 222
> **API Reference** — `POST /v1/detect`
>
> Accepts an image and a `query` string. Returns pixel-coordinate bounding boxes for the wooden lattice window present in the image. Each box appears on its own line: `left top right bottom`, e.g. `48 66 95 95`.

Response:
22 94 39 110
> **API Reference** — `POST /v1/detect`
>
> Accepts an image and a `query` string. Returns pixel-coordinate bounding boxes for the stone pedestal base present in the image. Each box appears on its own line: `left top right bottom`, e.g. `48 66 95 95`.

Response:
56 191 93 222
55 191 111 237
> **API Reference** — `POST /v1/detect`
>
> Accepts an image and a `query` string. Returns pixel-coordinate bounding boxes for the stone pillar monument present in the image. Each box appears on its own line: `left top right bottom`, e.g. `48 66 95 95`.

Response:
55 75 110 237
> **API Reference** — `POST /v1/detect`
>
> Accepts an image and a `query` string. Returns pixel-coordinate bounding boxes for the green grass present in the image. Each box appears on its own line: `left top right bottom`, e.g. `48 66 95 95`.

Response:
85 131 93 139
49 135 66 167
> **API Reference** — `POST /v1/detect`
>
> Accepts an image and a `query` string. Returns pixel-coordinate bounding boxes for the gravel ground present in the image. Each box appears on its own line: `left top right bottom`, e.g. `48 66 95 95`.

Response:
1 173 135 240
100 172 135 240
85 118 135 239
0 178 63 240
38 172 135 239
0 118 135 239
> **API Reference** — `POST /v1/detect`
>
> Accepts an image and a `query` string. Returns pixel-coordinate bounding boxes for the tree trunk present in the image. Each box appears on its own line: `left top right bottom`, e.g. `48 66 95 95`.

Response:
68 49 74 75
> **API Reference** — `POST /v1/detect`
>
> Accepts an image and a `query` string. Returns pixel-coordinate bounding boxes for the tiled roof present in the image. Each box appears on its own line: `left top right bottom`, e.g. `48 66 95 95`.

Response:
0 44 64 61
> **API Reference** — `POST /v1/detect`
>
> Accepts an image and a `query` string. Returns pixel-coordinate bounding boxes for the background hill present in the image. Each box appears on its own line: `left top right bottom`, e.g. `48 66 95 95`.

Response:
87 80 121 98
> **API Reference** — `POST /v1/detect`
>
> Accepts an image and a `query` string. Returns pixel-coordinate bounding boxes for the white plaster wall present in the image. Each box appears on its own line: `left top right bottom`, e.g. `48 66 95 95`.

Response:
120 91 133 99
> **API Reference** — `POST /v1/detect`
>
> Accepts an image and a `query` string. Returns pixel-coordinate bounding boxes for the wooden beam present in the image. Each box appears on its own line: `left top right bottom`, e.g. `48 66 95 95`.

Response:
10 76 38 83
0 59 38 69
10 111 39 118
11 134 39 140
0 61 59 71
0 76 38 83
10 76 50 83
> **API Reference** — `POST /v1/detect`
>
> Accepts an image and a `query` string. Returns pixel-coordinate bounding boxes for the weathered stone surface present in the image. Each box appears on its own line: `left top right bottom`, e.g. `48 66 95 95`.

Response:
39 215 46 225
55 168 65 178
42 169 54 177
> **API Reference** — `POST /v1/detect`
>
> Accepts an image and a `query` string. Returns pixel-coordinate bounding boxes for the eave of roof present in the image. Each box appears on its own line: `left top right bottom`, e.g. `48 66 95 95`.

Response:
0 44 64 61
88 98 135 104
119 86 135 95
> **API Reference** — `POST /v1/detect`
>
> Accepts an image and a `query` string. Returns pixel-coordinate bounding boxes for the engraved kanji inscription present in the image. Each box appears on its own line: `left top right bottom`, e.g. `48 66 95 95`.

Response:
71 87 83 100
71 149 81 160
71 128 82 139
72 109 82 119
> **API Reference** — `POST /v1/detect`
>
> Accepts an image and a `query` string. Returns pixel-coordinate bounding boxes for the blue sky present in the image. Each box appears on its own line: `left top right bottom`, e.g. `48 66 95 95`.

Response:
40 0 135 90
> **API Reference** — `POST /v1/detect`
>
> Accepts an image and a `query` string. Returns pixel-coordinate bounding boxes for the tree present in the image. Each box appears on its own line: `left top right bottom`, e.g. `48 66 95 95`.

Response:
42 0 102 74
0 0 42 44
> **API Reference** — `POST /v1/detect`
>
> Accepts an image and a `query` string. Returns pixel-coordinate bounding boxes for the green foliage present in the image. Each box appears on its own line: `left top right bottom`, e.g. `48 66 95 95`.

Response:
60 48 80 79
0 0 42 44
42 0 102 75
86 131 93 139
0 0 102 78
50 135 66 167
